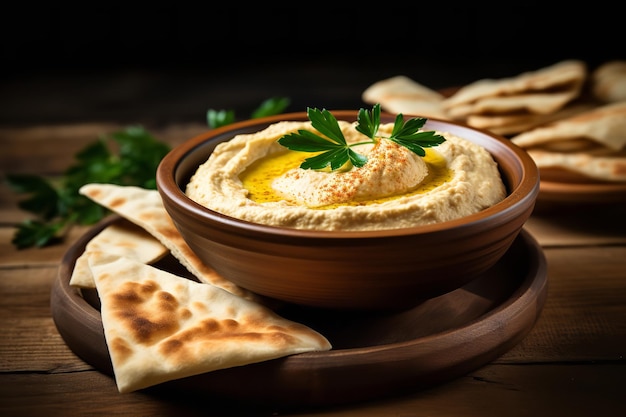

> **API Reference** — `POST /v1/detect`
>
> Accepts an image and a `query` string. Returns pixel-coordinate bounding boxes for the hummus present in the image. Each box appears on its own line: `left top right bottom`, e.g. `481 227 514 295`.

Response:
185 120 507 231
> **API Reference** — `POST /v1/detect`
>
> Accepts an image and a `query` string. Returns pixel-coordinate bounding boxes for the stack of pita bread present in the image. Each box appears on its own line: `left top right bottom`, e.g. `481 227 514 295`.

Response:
440 60 591 136
363 59 626 184
363 60 592 136
70 183 331 394
510 102 626 182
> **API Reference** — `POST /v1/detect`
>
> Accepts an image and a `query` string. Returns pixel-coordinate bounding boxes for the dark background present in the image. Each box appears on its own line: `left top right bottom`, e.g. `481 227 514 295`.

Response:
1 4 623 127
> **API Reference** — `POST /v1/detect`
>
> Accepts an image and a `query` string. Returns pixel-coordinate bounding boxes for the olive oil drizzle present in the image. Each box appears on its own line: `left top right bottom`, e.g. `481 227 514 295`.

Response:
240 149 453 208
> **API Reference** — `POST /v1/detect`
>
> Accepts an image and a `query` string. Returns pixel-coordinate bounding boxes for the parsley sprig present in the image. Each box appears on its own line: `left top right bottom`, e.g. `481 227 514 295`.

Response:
6 126 171 249
277 104 446 171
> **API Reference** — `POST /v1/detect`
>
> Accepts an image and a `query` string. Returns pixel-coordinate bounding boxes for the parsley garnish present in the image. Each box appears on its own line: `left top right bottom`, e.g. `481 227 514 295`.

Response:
6 126 170 249
277 104 446 171
207 97 290 129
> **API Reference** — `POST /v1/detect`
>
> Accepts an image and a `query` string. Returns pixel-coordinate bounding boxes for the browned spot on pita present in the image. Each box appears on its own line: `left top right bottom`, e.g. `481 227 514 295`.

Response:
109 197 129 209
110 337 133 364
83 188 103 200
110 280 181 344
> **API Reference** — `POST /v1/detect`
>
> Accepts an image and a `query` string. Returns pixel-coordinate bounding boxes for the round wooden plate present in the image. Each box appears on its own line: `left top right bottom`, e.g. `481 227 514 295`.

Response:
538 178 626 204
534 166 626 204
51 216 548 408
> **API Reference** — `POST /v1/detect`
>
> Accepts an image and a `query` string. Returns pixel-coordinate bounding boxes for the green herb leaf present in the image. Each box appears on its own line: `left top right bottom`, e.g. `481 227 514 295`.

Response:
5 174 60 221
354 103 382 138
207 109 236 129
207 97 291 129
387 114 446 157
277 104 446 171
6 126 170 249
251 97 291 118
11 219 65 249
277 130 345 152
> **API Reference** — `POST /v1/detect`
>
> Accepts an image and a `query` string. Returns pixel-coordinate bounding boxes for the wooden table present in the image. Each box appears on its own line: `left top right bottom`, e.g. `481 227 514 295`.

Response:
2 121 625 417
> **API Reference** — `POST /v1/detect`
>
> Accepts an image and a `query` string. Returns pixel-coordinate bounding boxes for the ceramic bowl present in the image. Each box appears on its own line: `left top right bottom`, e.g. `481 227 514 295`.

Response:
157 111 539 311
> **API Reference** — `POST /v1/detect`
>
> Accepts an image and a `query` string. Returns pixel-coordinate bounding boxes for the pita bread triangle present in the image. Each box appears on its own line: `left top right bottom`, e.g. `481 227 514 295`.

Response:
445 89 582 119
79 183 258 302
465 102 594 136
525 148 626 182
70 221 168 288
361 75 448 119
442 60 587 109
362 75 445 103
591 60 626 103
511 102 626 151
87 251 331 393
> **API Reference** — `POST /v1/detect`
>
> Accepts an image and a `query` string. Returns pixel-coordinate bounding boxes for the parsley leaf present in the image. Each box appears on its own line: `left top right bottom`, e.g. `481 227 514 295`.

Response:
11 219 65 249
6 174 59 221
207 97 291 129
251 97 291 119
388 115 446 157
277 104 446 171
5 126 170 249
207 109 236 129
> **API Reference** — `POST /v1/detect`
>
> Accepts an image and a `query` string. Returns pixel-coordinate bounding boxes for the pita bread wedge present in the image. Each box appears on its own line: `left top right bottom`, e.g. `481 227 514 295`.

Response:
79 183 258 301
87 251 331 393
362 75 445 103
442 60 587 110
377 97 449 119
362 75 448 119
446 89 583 119
591 60 626 103
511 102 626 151
466 102 595 136
70 222 168 288
525 148 626 182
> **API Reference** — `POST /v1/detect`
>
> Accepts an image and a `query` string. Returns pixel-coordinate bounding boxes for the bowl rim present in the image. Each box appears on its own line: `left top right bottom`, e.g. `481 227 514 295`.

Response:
157 111 540 239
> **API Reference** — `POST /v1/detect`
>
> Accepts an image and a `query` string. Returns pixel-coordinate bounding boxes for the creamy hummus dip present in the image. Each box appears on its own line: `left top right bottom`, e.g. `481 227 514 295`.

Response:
185 120 507 231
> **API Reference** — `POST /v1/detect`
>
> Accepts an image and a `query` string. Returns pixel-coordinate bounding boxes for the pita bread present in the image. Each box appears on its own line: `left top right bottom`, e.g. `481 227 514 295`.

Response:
525 148 626 182
70 222 168 288
362 75 448 119
79 183 258 302
534 138 601 153
442 60 587 110
446 89 583 119
510 102 626 182
362 75 445 103
88 251 331 393
591 60 626 103
376 97 448 119
511 102 626 151
466 102 595 136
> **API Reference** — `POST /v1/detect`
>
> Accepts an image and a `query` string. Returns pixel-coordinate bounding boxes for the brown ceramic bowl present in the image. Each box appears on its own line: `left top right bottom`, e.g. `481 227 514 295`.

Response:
157 111 539 311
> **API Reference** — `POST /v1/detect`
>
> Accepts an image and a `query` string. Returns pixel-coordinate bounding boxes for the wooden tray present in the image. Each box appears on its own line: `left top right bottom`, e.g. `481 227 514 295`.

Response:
51 216 548 408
